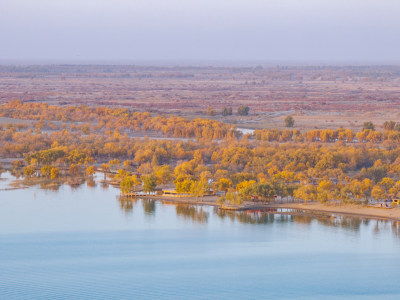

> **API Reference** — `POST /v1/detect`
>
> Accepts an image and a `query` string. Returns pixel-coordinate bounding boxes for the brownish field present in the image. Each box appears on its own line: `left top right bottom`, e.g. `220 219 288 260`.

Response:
1 64 400 130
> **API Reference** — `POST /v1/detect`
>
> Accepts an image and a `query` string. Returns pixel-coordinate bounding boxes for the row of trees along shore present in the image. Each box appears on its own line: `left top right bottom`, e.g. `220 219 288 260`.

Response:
2 101 400 206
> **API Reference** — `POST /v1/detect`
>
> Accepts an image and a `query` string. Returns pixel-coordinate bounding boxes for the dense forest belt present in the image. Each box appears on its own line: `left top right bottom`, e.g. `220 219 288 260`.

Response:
2 101 400 210
0 101 239 140
3 101 400 144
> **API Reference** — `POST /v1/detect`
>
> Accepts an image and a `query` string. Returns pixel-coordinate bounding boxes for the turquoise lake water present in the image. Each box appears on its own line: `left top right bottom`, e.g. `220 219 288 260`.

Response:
1 175 400 299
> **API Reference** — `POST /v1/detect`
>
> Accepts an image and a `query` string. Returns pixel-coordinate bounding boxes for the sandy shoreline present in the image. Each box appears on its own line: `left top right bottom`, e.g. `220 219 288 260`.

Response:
4 181 400 221
130 195 400 221
266 203 400 221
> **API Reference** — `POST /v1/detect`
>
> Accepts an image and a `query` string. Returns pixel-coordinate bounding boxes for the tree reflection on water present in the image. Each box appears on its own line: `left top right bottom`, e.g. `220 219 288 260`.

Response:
39 182 61 191
215 208 287 225
176 204 209 224
86 178 96 188
117 197 157 216
391 222 400 239
215 207 400 237
142 199 156 216
116 198 400 238
118 197 138 215
231 209 366 232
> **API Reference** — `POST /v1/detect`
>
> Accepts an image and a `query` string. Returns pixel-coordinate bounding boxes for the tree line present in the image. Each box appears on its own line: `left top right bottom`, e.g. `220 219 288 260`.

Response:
2 101 400 206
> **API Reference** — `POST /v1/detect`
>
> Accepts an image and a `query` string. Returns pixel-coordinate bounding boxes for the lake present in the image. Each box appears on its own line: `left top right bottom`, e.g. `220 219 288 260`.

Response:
1 174 400 299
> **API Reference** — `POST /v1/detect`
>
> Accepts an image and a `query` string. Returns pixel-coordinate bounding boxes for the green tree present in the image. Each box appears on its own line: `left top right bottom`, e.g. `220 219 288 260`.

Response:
363 121 375 131
224 191 242 205
284 115 295 127
191 181 203 201
383 121 396 131
239 182 276 203
191 176 211 201
120 175 140 194
237 105 250 116
206 106 216 116
222 107 233 116
141 174 157 193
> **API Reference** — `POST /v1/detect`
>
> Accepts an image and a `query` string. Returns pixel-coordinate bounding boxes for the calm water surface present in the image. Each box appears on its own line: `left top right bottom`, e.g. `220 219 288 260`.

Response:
1 174 400 299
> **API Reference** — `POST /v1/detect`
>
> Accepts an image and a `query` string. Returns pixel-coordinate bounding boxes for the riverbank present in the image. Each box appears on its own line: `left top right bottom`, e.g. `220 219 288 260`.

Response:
267 202 400 221
127 194 400 221
125 194 221 207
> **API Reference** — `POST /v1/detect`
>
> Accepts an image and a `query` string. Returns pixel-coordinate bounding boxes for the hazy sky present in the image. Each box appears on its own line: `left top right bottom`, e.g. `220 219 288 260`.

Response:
1 0 399 63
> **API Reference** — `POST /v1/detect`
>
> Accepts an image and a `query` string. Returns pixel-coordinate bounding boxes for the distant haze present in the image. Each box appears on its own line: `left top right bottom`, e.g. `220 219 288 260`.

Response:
1 0 400 64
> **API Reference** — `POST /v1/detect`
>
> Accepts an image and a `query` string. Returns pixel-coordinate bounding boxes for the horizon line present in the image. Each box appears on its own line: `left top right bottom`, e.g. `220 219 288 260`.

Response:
1 59 400 67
